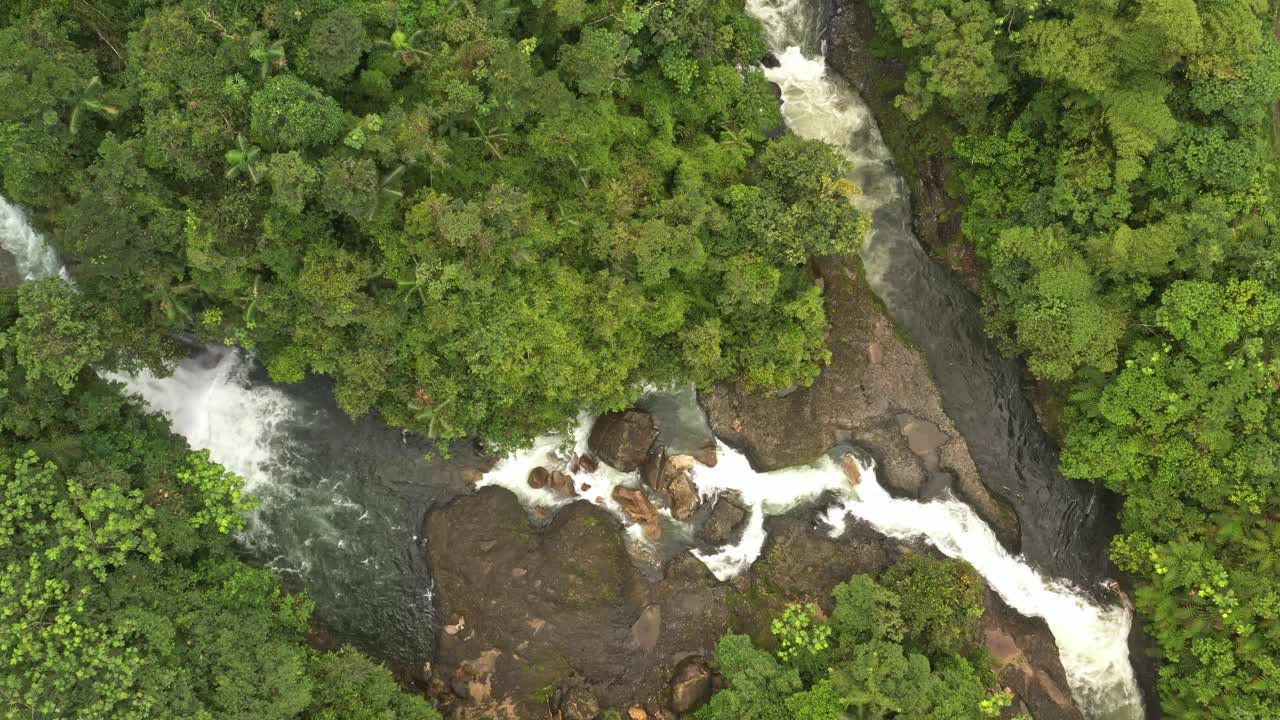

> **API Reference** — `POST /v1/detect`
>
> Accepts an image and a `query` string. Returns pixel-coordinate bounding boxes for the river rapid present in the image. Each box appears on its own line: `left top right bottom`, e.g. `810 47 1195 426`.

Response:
0 0 1145 713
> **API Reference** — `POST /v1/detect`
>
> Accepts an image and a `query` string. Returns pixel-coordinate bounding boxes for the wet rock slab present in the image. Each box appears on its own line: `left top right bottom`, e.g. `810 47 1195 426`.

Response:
425 490 1081 719
699 254 1021 553
424 486 730 718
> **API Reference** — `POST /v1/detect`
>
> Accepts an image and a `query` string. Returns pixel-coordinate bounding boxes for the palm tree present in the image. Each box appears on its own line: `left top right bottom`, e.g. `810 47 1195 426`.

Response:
407 392 457 439
250 35 287 79
376 28 428 65
368 164 407 221
69 76 119 135
224 135 262 184
468 119 511 161
150 282 195 324
720 126 754 155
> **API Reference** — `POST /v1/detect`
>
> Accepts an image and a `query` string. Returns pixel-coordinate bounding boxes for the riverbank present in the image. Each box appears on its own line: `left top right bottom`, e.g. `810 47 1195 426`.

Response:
821 0 1160 713
422 485 1083 719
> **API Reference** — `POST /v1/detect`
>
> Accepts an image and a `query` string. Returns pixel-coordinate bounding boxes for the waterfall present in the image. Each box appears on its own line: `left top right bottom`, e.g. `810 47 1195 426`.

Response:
483 418 1143 719
733 0 1142 715
0 196 66 281
0 197 457 663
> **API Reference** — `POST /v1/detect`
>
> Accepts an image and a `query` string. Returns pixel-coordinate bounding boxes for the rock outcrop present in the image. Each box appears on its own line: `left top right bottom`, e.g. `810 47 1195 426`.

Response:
424 487 730 718
979 592 1084 720
668 656 712 715
425 490 1082 720
588 410 659 472
698 493 747 546
698 254 1021 553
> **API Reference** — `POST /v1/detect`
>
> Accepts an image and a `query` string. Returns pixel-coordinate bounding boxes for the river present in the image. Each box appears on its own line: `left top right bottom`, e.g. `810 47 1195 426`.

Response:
0 0 1143 712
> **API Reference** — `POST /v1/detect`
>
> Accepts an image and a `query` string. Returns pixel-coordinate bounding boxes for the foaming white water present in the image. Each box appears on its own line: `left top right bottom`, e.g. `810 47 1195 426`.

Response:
489 420 1140 719
0 196 67 281
105 350 294 496
738 2 1144 716
825 470 1138 718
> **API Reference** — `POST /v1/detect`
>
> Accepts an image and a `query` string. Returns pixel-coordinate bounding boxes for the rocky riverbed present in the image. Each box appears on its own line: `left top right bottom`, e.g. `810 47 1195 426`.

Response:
698 252 1021 554
423 484 1082 719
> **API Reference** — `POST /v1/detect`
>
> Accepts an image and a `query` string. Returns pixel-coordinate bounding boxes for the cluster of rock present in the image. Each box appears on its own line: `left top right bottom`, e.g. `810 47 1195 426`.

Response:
520 410 746 548
422 483 1083 720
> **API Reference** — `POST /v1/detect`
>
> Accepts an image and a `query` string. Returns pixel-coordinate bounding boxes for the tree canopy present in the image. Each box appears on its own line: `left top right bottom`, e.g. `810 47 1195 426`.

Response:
0 0 865 450
872 0 1280 710
0 280 441 720
696 556 1014 720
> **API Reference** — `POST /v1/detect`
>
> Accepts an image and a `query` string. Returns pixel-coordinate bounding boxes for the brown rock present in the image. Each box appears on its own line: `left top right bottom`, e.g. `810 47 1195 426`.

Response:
669 657 712 714
641 446 668 491
581 483 591 492
612 485 659 525
628 707 648 720
578 454 599 473
589 410 659 472
666 471 701 521
690 443 718 467
643 523 663 542
548 471 576 497
528 467 550 489
462 468 485 484
841 453 862 486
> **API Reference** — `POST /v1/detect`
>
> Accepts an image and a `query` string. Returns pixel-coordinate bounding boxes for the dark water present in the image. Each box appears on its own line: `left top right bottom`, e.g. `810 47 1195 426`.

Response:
117 348 487 666
751 0 1120 592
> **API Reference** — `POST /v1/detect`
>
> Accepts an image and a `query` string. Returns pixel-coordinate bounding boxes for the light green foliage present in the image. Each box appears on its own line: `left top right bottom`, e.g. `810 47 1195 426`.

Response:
0 295 440 719
770 603 832 679
0 0 865 451
698 558 1001 720
3 279 106 391
250 75 346 150
875 0 1280 708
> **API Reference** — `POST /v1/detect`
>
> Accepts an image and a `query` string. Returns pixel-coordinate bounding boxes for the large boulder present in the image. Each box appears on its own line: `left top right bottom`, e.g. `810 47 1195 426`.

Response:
589 410 659 472
424 487 731 717
666 471 700 521
668 656 712 715
645 454 701 521
612 485 660 525
699 493 747 546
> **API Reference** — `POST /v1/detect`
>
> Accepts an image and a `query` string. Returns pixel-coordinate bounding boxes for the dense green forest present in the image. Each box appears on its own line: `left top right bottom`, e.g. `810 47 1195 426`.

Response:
0 0 863 449
0 281 442 718
696 556 1019 720
0 1 864 717
872 0 1280 712
6 0 1280 716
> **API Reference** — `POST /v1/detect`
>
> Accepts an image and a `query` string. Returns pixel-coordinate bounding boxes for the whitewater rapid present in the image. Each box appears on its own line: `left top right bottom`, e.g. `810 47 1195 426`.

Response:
480 410 1141 719
0 11 1144 707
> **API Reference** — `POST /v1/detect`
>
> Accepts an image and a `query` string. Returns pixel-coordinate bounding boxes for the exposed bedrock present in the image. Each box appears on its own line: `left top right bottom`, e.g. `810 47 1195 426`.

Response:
423 489 1079 719
698 253 1021 554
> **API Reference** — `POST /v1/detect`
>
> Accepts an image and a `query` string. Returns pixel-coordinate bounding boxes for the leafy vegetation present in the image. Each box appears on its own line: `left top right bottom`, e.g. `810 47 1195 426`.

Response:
0 0 865 449
870 0 1280 712
0 280 441 719
697 557 1012 720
